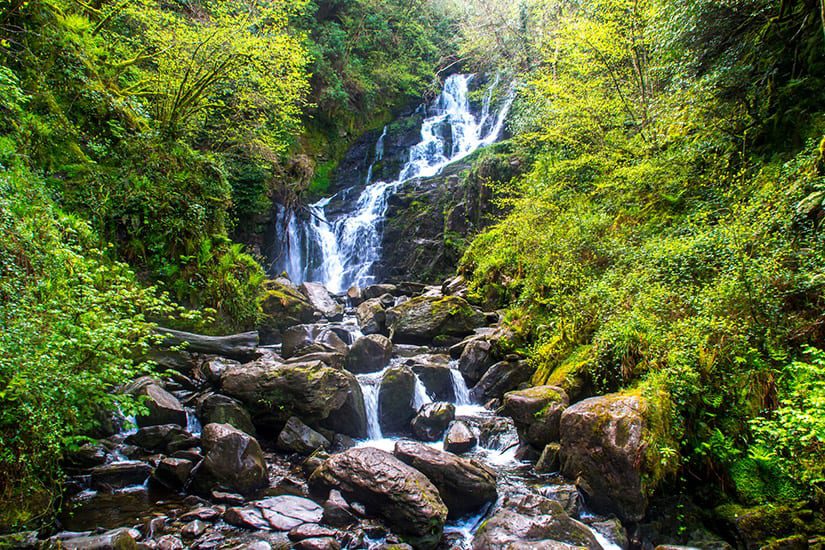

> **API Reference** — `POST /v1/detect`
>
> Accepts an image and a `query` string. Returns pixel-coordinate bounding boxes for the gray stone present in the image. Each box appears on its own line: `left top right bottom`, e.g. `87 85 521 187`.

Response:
277 417 331 454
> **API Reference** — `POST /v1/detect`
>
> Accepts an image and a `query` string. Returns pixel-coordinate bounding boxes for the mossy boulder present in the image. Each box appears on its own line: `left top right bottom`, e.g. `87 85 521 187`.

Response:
378 366 417 435
386 295 486 344
345 334 393 374
714 502 825 549
309 447 448 550
503 385 569 448
221 358 366 437
259 279 318 343
411 402 455 441
356 298 387 335
193 423 268 496
559 390 674 522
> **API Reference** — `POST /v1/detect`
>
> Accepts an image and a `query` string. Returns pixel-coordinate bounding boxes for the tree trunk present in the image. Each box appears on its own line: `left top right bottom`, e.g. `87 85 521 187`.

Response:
154 327 259 361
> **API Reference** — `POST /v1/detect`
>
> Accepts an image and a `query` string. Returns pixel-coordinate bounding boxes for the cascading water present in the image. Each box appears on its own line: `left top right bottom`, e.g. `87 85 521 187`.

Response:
273 74 515 292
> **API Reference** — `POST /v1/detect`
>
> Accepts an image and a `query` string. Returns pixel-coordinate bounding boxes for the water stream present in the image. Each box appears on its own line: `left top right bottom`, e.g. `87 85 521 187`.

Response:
273 74 515 292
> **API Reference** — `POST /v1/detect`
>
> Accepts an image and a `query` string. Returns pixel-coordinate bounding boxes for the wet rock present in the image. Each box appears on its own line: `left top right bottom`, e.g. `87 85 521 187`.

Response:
410 402 455 441
193 423 267 496
356 298 386 335
345 334 393 374
472 493 600 549
256 495 324 530
223 506 272 530
153 457 193 489
285 352 346 370
170 449 202 463
60 528 138 550
221 359 363 434
300 282 344 321
378 366 416 435
277 417 331 454
536 443 561 473
294 538 340 550
443 421 477 454
181 519 208 538
126 379 187 428
198 356 240 386
385 295 485 344
458 339 494 385
442 275 468 297
393 440 497 518
346 286 364 306
560 392 671 522
180 507 221 522
408 356 454 401
90 461 152 491
211 490 245 505
318 373 368 439
590 517 628 550
126 424 197 454
470 358 534 401
259 279 318 343
288 524 337 541
503 385 569 448
476 416 516 449
538 483 582 517
309 447 448 549
282 325 348 358
156 534 184 550
65 443 109 469
196 393 256 435
364 284 398 299
322 489 357 527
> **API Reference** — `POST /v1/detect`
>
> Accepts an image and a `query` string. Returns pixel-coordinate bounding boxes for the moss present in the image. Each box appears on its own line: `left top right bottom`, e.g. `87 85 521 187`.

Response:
532 343 595 401
729 458 805 505
714 502 825 548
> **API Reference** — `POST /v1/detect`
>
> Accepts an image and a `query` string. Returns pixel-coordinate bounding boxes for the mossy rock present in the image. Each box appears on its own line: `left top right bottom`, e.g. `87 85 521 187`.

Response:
714 502 825 549
385 295 486 344
258 279 317 342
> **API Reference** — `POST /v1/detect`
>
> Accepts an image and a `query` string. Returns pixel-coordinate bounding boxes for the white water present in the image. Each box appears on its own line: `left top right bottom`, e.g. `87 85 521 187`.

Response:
449 361 472 406
273 74 515 292
412 374 433 410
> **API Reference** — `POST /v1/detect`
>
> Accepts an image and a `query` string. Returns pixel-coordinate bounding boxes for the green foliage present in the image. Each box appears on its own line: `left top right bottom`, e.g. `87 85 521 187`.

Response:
0 168 176 528
459 0 825 507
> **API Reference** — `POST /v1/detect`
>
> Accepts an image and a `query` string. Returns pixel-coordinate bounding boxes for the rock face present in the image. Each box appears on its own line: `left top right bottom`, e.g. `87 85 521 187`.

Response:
471 358 534 401
410 402 455 442
458 339 494 385
472 493 601 550
194 423 267 496
503 385 569 448
309 447 448 549
221 359 366 437
559 392 666 522
443 421 477 454
345 334 393 374
393 441 497 517
377 366 416 435
300 282 343 320
385 296 485 343
277 417 331 454
259 279 318 343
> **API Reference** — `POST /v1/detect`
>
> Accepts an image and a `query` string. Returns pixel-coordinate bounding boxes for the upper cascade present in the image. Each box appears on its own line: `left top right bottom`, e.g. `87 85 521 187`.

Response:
272 73 515 293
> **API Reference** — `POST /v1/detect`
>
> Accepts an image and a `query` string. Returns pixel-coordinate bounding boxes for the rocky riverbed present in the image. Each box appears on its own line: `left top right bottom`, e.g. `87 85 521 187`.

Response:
2 278 734 550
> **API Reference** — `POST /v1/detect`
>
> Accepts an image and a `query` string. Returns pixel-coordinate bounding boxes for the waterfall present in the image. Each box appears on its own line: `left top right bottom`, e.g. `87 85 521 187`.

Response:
412 374 433 411
273 73 515 292
449 364 472 406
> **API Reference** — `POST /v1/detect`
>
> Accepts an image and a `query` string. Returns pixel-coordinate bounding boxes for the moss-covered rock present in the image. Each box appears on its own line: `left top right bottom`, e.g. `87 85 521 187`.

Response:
503 385 569 448
258 279 318 343
714 502 825 549
386 295 486 344
559 389 676 522
378 366 417 435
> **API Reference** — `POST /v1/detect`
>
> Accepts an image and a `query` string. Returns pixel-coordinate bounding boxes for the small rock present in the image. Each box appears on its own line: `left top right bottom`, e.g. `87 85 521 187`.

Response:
470 359 534 401
345 334 393 374
60 528 138 550
410 402 455 442
223 506 272 530
535 443 561 473
180 507 221 522
322 489 356 527
356 298 386 335
301 282 344 320
288 523 337 541
276 417 331 454
255 495 324 531
294 538 340 550
443 421 477 454
181 519 208 538
153 457 193 489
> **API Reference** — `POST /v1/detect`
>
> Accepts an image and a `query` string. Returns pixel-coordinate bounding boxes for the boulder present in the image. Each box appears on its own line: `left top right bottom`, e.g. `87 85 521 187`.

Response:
408 356 455 401
393 441 497 517
286 352 346 370
64 443 108 469
345 334 393 374
127 379 186 428
410 402 455 442
443 421 477 454
470 359 534 401
318 374 368 439
221 359 360 429
196 393 256 435
197 356 239 386
259 279 318 343
472 493 601 549
559 392 670 522
536 443 562 473
126 424 197 454
277 417 331 454
300 282 344 320
256 495 324 530
90 461 152 491
153 457 194 489
364 284 398 299
282 325 348 359
503 385 569 448
60 487 152 531
194 423 267 496
322 489 357 527
346 286 364 306
458 339 494 385
385 296 486 343
378 366 416 435
356 298 386 335
309 447 447 549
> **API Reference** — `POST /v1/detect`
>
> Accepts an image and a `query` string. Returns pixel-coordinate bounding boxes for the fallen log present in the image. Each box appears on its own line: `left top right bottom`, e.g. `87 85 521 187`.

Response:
154 327 259 362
